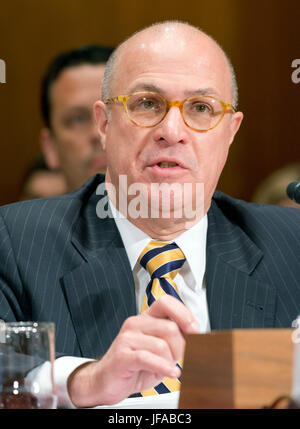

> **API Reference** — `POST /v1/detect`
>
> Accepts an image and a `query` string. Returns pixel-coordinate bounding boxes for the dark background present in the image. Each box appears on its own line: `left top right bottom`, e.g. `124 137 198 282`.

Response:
0 0 299 205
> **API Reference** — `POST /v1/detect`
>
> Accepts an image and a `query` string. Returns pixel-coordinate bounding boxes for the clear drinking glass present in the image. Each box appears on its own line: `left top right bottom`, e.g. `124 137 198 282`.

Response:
0 321 57 409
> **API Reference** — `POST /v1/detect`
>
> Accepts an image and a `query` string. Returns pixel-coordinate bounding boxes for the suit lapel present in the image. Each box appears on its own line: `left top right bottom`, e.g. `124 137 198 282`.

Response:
61 179 136 358
206 197 277 330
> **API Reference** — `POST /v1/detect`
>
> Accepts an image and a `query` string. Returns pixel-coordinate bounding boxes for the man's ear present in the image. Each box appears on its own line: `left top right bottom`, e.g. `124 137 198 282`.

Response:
40 128 60 170
229 111 243 146
94 100 108 151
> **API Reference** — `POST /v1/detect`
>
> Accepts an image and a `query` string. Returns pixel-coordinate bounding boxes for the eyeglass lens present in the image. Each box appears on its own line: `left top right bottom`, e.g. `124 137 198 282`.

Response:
126 92 223 130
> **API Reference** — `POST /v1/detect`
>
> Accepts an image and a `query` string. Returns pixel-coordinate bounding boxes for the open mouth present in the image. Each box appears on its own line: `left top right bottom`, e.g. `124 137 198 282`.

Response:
157 161 179 168
146 160 186 176
146 157 186 176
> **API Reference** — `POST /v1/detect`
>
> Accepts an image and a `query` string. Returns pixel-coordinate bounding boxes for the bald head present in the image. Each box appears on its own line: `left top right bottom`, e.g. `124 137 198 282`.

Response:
95 20 244 233
102 21 238 108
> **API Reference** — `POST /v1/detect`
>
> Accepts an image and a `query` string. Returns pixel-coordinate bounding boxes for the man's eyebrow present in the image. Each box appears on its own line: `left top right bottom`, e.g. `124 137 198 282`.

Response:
62 106 92 114
61 106 92 119
128 83 162 94
66 106 90 111
185 87 221 97
127 84 221 98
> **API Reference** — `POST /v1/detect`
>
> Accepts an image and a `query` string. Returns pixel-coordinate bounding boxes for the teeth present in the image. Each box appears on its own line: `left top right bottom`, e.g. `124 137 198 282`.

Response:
158 162 178 168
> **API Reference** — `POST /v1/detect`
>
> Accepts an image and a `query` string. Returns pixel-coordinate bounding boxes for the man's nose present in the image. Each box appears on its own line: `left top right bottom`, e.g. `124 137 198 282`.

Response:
152 105 188 145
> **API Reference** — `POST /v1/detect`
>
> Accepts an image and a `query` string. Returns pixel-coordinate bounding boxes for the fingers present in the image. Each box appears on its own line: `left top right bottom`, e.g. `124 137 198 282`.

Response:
146 294 200 334
120 328 175 363
132 316 185 362
122 348 181 380
120 296 199 363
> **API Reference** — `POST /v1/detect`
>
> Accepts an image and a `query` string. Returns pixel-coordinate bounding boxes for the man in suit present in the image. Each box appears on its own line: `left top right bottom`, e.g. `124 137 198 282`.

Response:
40 44 114 193
20 45 114 202
0 21 300 408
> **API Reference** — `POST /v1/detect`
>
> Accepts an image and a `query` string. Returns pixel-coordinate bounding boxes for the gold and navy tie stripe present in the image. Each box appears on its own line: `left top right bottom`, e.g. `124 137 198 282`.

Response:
138 240 186 396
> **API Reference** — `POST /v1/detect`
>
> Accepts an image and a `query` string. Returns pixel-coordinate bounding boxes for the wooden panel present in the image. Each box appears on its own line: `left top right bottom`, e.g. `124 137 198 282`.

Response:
234 329 293 408
179 329 294 409
179 331 234 408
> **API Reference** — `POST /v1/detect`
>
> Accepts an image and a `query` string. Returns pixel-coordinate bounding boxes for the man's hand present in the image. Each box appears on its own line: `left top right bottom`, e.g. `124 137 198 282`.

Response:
67 295 200 407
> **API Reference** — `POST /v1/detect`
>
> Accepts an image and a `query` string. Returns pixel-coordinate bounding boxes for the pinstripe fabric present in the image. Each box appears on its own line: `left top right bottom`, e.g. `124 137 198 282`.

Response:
0 175 136 359
0 174 299 364
206 193 300 329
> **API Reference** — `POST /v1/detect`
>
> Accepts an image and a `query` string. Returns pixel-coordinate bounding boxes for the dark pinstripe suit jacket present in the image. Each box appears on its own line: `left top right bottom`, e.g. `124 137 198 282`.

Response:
0 174 300 359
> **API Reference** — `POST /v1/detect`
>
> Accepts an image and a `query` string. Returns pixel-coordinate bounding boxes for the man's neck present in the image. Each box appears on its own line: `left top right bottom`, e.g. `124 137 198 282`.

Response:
124 214 201 241
105 176 209 240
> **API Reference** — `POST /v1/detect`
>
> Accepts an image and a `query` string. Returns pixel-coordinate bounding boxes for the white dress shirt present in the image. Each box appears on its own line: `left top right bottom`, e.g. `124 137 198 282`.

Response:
112 203 210 331
52 203 211 408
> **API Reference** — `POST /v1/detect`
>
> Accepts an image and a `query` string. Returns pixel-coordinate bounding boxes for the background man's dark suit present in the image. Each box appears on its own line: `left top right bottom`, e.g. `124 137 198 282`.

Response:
0 174 299 359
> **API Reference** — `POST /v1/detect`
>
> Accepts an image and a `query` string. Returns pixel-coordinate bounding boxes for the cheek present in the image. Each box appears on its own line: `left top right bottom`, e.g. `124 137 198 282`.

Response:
56 132 90 159
105 123 143 171
194 132 231 179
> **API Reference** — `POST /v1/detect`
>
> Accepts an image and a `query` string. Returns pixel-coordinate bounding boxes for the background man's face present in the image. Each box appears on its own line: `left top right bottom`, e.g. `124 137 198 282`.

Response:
43 63 106 192
99 26 243 216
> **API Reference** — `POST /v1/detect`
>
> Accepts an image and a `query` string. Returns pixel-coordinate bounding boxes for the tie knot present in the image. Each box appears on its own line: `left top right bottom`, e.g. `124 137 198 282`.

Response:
138 240 186 279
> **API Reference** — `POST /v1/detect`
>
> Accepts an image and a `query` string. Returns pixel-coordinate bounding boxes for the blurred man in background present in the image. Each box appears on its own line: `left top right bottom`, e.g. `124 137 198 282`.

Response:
39 44 113 193
252 163 300 209
20 45 114 200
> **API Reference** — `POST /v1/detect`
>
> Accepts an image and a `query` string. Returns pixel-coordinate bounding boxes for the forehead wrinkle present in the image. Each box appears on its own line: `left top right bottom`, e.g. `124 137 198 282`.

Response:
126 82 222 100
185 87 222 99
127 83 162 94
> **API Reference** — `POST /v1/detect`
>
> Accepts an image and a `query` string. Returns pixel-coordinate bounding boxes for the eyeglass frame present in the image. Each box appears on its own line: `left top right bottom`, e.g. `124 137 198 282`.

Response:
104 91 236 132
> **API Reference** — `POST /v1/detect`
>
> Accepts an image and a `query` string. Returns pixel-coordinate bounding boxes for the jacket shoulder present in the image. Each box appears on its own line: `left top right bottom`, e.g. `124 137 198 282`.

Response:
212 190 300 240
0 174 104 235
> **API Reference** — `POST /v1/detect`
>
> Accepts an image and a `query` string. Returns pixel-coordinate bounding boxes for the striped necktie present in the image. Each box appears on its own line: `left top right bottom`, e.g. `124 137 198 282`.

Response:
138 240 186 395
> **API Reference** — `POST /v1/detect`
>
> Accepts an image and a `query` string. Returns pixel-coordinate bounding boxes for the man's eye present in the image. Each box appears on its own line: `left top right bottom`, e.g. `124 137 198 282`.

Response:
70 114 88 124
137 98 159 110
63 110 92 128
193 103 211 113
143 100 155 109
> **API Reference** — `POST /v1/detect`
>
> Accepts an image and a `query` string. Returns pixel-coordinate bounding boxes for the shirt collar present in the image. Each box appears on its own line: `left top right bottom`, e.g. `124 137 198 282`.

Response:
109 199 208 284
